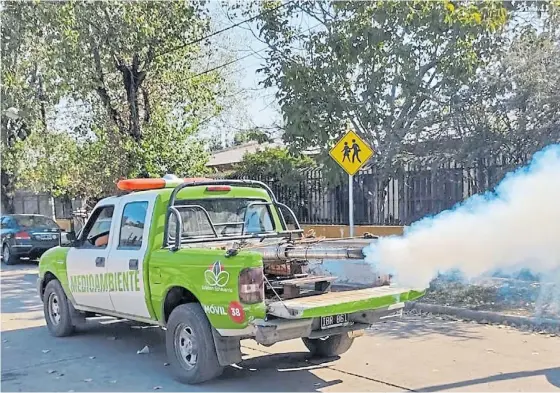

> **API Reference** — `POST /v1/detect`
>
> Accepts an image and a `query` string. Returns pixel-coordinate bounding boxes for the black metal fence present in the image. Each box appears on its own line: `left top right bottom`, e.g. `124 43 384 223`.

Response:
233 156 528 226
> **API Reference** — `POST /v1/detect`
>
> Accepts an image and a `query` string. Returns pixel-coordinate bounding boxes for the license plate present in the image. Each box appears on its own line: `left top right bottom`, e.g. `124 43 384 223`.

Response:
320 313 349 329
37 234 56 241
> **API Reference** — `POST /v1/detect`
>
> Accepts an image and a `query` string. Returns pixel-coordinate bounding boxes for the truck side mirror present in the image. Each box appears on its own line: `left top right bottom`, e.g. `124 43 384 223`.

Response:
60 231 76 247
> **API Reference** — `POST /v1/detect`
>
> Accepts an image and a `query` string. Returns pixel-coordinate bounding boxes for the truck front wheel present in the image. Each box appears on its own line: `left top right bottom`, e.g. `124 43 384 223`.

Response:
302 333 354 357
166 303 224 384
43 280 75 337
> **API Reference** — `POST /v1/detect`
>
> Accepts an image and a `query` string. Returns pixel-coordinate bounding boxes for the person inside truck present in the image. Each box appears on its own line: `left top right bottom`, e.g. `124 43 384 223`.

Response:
83 206 114 248
94 233 109 247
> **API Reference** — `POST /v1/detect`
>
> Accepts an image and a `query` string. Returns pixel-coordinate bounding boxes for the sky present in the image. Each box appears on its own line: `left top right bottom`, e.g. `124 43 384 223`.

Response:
202 1 316 147
201 2 281 147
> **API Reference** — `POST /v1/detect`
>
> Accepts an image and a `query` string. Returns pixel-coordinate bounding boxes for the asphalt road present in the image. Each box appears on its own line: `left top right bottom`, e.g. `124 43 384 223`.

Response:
2 261 559 392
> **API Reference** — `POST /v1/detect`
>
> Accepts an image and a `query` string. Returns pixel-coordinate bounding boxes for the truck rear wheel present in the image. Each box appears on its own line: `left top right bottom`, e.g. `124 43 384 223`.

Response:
302 333 354 357
43 280 75 337
166 303 223 384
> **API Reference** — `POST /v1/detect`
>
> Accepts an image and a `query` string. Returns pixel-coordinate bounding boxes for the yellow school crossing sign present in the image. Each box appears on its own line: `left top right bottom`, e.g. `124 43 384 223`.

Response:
329 130 374 175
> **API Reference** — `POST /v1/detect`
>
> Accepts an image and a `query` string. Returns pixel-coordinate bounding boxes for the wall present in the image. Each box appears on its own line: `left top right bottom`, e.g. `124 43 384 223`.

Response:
55 219 72 232
12 190 73 219
302 224 404 238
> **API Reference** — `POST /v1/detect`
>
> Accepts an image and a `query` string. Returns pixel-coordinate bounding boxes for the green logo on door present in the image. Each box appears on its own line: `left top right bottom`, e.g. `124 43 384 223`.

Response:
69 271 140 293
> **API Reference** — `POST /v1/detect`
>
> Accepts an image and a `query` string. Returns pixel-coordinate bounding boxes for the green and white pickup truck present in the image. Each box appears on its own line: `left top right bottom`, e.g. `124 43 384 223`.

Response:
37 175 425 384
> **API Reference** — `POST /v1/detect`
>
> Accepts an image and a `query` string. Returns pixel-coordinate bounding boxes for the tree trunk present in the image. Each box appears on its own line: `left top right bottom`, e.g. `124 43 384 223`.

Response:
117 54 147 141
1 169 16 214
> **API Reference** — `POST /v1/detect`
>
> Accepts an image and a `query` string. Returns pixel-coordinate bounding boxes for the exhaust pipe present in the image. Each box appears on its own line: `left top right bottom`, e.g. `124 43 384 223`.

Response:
259 243 365 262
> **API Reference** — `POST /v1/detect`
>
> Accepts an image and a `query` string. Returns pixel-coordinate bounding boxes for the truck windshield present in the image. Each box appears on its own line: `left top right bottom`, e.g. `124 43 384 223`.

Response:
172 198 275 238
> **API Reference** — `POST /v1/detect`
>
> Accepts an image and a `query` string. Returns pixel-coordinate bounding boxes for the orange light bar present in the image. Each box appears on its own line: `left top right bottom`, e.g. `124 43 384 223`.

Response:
206 185 231 192
117 177 214 191
117 178 166 191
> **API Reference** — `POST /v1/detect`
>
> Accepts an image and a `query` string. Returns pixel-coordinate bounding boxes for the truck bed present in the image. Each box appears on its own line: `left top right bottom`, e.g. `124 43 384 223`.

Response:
267 285 425 319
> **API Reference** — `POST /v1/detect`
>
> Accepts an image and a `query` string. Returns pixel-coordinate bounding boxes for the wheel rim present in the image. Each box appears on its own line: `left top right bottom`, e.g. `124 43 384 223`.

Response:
47 292 61 326
174 323 198 370
3 246 9 261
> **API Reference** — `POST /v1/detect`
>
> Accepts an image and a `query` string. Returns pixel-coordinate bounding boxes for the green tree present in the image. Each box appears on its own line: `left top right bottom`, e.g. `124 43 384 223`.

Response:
232 147 316 221
233 147 315 184
436 2 560 188
19 125 134 205
28 0 220 141
233 128 273 146
1 3 60 212
253 0 508 180
138 110 210 178
2 0 227 206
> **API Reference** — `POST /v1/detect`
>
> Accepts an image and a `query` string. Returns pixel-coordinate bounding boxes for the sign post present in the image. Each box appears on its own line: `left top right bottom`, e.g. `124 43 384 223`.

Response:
329 130 374 237
348 174 354 236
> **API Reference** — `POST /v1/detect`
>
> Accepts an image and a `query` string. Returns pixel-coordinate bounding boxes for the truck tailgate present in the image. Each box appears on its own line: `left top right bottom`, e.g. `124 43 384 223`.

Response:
267 286 425 319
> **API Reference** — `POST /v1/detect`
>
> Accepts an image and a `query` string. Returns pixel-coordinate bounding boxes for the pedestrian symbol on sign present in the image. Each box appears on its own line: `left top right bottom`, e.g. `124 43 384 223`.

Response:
342 142 351 162
351 139 361 163
329 130 373 176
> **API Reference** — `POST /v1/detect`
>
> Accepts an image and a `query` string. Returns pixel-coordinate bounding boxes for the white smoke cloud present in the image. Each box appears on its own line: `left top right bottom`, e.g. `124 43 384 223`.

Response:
363 144 560 293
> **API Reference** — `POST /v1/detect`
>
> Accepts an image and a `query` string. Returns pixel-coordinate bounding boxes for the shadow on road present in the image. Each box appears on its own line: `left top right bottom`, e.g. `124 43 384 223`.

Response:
418 367 560 391
1 262 42 315
1 319 341 392
367 315 482 341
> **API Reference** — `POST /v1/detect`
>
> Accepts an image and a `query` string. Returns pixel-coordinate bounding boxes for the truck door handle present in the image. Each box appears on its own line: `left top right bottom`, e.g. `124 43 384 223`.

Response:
95 257 105 267
129 259 138 270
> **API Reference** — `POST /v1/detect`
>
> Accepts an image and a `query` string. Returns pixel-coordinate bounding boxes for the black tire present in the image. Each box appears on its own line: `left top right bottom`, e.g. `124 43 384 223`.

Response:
2 244 19 265
302 333 354 357
43 280 75 337
166 303 223 384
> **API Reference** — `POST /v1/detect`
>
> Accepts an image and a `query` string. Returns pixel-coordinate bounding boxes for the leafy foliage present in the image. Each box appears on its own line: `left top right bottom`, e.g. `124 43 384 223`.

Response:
233 128 273 146
233 147 315 185
19 126 133 202
2 0 226 206
254 0 509 181
137 111 210 178
26 0 218 140
446 23 560 166
1 2 57 212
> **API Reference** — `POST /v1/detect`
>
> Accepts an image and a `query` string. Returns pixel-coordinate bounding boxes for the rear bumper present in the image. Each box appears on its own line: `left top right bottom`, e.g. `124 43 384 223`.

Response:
252 302 405 346
11 244 55 258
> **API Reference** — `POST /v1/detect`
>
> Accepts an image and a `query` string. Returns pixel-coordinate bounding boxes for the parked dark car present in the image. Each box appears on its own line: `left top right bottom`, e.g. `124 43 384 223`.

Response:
1 214 61 265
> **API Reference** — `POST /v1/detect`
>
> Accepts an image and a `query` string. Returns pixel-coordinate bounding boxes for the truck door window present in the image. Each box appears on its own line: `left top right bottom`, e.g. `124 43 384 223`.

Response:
79 206 114 249
119 201 148 249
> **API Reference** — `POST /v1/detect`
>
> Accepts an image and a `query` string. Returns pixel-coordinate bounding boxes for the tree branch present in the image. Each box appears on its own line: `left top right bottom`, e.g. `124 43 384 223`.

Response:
141 86 150 123
89 35 125 133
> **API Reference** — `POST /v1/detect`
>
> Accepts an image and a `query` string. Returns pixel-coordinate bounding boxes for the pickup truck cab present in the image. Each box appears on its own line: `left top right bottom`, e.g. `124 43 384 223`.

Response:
37 176 425 384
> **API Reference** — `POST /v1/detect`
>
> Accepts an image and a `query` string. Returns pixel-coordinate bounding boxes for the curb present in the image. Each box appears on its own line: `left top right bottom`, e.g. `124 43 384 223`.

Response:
406 302 560 330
